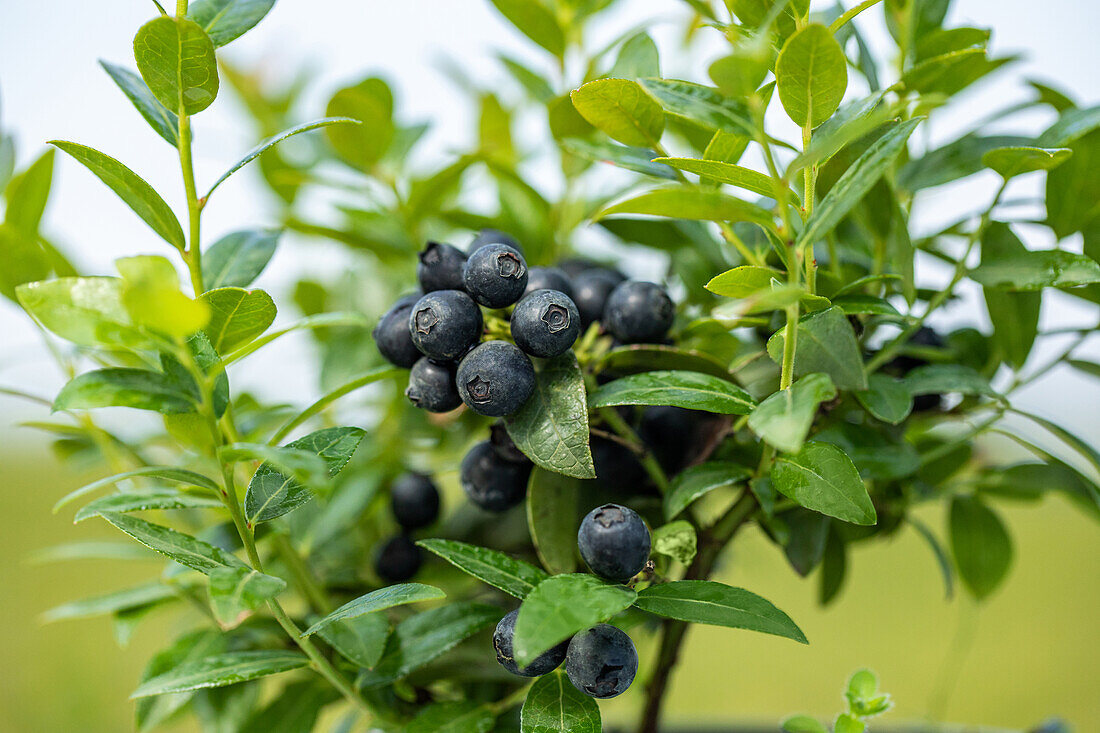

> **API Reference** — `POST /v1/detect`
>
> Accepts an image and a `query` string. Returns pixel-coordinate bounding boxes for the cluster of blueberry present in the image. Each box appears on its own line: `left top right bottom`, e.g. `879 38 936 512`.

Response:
373 473 440 584
493 504 650 698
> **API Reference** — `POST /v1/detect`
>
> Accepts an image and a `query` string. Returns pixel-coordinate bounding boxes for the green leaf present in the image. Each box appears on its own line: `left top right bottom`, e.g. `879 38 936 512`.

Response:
560 138 675 179
54 368 197 414
527 468 580 574
831 294 899 317
359 602 500 686
1045 129 1100 237
504 352 594 479
908 517 955 599
206 117 360 199
521 672 602 733
417 539 549 600
949 495 1013 600
0 226 51 301
74 489 222 523
639 78 753 136
653 157 790 200
99 512 248 574
134 16 219 115
489 0 565 58
590 370 756 414
596 186 774 227
772 442 876 525
1068 359 1100 379
904 364 996 397
42 582 177 623
651 520 697 565
325 78 395 170
513 575 637 667
1010 408 1100 482
797 118 921 248
776 24 848 128
899 134 1030 192
854 374 913 424
132 651 308 697
664 461 752 519
29 541 157 563
188 0 276 46
782 715 828 733
981 222 1039 368
207 567 285 626
4 148 54 235
635 580 807 642
970 250 1100 291
244 426 366 524
15 276 142 348
569 78 664 148
200 287 276 352
982 146 1071 179
834 714 866 733
409 701 496 733
53 465 220 513
748 373 837 454
599 344 736 383
48 141 185 250
316 612 390 669
117 255 210 338
610 32 660 79
135 630 226 731
706 266 783 297
766 307 868 390
239 680 336 733
302 583 445 637
100 61 179 146
202 229 279 290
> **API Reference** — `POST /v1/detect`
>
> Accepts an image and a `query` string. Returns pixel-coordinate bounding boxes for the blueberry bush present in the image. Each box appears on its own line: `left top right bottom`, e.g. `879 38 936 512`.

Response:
3 0 1099 731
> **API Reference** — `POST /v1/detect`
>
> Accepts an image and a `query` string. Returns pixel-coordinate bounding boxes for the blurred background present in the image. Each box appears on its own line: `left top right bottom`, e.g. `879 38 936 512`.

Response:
0 0 1097 731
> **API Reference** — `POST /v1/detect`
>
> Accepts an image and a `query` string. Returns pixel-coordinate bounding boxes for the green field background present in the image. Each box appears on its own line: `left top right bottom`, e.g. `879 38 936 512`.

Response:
2 434 1096 733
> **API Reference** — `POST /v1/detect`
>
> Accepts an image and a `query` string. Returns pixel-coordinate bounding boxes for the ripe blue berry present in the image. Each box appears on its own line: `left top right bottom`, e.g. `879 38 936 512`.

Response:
577 503 651 583
591 436 646 493
460 441 530 512
524 266 574 299
405 358 461 413
572 269 621 327
463 243 529 308
493 609 568 677
390 473 440 530
372 294 422 368
409 290 483 361
510 289 581 358
417 241 468 292
456 341 535 417
603 281 674 343
565 624 638 699
490 421 529 464
375 534 422 583
639 406 720 474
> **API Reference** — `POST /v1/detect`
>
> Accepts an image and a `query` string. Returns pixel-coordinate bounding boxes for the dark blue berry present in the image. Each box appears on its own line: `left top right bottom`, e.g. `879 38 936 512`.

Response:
409 290 483 361
375 534 422 583
511 289 580 358
456 341 535 417
572 270 621 327
417 241 468 292
591 436 646 493
490 421 530 464
390 473 441 530
463 243 529 308
405 358 461 413
460 441 531 512
639 406 721 474
525 266 574 299
577 503 650 583
565 624 638 699
603 281 674 343
470 228 522 254
372 294 422 368
493 609 568 677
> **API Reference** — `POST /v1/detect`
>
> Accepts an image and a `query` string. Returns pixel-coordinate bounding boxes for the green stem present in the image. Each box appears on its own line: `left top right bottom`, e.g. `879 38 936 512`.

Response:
828 0 885 34
177 111 204 296
176 0 187 16
599 406 670 493
275 533 333 614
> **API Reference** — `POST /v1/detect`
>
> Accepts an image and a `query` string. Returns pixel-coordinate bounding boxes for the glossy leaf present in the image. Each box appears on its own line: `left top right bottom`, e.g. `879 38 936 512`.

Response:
99 512 247 574
505 352 594 479
188 0 276 47
854 374 912 424
100 61 178 146
651 520 697 565
53 465 220 513
49 141 185 250
653 157 790 200
569 78 664 148
748 373 837 454
899 133 1030 192
599 344 736 383
904 364 996 396
417 539 549 600
596 186 773 227
4 148 54 235
664 461 752 519
54 368 197 414
117 254 210 338
982 146 1071 179
981 222 1040 368
409 701 496 733
706 266 783 297
639 78 753 136
200 287 276 352
207 567 285 626
316 612 390 670
74 489 222 523
513 575 637 667
526 468 580 574
949 495 1013 600
490 0 565 58
590 370 756 414
521 672 601 733
772 442 876 525
766 307 868 390
610 32 660 79
971 250 1100 291
132 651 307 697
302 583 445 637
635 580 807 643
202 229 279 290
776 24 848 128
133 16 219 115
325 78 394 169
561 138 675 179
14 276 141 348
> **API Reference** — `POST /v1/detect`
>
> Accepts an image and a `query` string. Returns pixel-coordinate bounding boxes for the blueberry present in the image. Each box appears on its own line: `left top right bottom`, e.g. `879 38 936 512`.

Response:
490 421 530 464
883 326 945 411
577 503 651 583
510 289 581 358
460 441 531 512
463 243 529 308
375 534 422 583
405 358 462 413
409 290 483 361
591 436 646 493
572 270 621 327
493 609 568 677
417 241 468 292
372 294 422 368
390 472 441 530
565 624 638 699
559 259 626 284
525 266 574 300
470 228 522 254
603 281 674 344
639 406 720 474
456 341 535 417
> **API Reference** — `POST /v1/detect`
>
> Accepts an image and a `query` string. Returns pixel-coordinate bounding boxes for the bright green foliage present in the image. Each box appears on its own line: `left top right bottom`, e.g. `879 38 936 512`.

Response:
570 78 665 148
527 468 581 574
635 581 806 642
134 16 219 115
776 24 848 128
521 673 601 733
302 583 445 636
